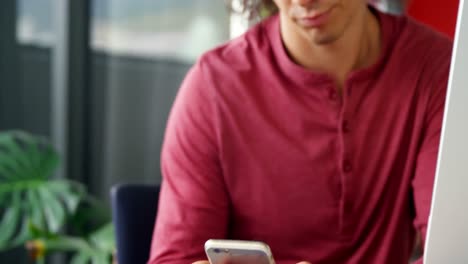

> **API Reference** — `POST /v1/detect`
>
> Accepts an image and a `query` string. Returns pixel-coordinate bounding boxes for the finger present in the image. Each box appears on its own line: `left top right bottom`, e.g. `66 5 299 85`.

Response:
297 262 312 264
192 261 209 264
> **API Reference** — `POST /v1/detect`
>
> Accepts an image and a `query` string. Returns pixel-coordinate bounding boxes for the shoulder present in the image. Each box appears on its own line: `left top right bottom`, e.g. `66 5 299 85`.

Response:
388 13 453 68
378 12 453 94
384 14 453 111
177 18 276 106
194 16 274 81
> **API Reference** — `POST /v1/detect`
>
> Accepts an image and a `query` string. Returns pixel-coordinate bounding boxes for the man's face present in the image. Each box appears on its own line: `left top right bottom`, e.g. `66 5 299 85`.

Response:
272 0 368 45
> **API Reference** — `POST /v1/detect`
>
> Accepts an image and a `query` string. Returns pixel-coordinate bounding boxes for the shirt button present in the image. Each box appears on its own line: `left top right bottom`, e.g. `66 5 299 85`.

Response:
343 160 352 173
342 120 350 133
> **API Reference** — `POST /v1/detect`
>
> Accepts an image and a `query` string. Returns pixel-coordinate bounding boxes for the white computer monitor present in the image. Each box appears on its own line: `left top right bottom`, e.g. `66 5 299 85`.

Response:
424 0 468 263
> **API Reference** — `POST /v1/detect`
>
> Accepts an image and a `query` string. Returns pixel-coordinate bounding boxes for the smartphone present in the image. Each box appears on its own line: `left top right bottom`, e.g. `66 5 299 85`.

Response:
204 239 276 264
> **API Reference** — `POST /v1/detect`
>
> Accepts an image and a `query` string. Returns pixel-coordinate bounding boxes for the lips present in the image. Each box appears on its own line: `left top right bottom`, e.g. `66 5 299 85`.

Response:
298 7 334 28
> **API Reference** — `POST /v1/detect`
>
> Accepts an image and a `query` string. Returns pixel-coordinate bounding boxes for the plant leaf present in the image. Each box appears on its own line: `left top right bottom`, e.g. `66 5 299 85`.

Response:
0 132 34 178
47 181 82 214
37 186 66 233
0 151 24 180
89 223 115 252
20 132 43 175
42 236 91 252
0 131 35 178
26 189 46 231
90 253 109 264
0 131 113 255
10 217 32 248
0 191 21 248
0 206 20 248
28 221 51 239
71 253 91 264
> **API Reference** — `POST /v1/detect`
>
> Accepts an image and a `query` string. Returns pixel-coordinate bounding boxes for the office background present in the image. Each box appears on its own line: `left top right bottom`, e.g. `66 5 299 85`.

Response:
1 0 228 262
0 0 458 263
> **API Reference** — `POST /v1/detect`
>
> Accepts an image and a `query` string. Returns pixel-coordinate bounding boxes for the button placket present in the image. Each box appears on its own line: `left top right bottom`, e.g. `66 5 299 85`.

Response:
342 120 350 133
323 85 342 120
339 81 355 239
343 160 352 173
329 89 338 101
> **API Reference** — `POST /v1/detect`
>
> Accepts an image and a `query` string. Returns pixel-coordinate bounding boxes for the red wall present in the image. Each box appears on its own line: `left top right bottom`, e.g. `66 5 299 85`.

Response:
407 0 460 39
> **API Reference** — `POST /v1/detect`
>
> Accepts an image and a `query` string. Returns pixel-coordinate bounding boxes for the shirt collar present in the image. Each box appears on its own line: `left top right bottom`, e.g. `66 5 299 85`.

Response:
262 6 400 87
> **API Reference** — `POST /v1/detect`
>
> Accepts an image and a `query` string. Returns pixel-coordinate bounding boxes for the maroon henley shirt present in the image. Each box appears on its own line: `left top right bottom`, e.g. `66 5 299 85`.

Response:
149 8 452 264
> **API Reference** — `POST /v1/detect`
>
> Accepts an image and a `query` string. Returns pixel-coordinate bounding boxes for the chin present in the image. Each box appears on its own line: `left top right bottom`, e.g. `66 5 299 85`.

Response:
300 27 339 45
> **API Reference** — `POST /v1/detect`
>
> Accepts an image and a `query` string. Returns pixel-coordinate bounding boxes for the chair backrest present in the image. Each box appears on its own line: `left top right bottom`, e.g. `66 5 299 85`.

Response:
111 183 161 264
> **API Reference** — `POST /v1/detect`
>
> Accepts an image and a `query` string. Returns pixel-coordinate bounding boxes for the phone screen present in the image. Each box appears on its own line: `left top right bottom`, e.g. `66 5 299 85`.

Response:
207 249 272 264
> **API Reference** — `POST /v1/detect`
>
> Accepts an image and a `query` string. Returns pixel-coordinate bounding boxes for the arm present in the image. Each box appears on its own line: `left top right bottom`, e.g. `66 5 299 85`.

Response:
148 59 230 264
411 50 451 264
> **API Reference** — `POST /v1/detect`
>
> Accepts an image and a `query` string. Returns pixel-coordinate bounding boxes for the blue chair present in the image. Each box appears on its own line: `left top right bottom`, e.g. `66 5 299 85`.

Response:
111 183 161 264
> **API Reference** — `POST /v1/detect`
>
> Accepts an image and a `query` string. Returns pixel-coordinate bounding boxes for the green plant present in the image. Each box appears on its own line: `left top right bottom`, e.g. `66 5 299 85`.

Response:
0 130 115 263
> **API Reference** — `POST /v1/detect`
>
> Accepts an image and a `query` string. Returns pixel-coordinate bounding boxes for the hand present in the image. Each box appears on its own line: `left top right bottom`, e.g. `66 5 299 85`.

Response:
192 261 311 264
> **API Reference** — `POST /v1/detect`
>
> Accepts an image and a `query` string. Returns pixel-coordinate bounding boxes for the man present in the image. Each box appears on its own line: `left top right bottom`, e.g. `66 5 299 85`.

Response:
149 0 452 263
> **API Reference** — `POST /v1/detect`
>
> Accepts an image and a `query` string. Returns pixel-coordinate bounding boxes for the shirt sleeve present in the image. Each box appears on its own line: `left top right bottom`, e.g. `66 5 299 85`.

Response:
148 59 229 264
411 48 451 264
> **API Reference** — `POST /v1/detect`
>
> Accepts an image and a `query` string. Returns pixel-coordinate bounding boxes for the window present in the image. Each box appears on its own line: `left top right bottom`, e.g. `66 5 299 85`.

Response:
91 0 230 61
87 0 230 193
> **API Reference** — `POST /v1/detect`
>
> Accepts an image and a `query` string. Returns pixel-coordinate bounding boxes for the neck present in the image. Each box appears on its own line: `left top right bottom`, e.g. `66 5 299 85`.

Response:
280 7 381 89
